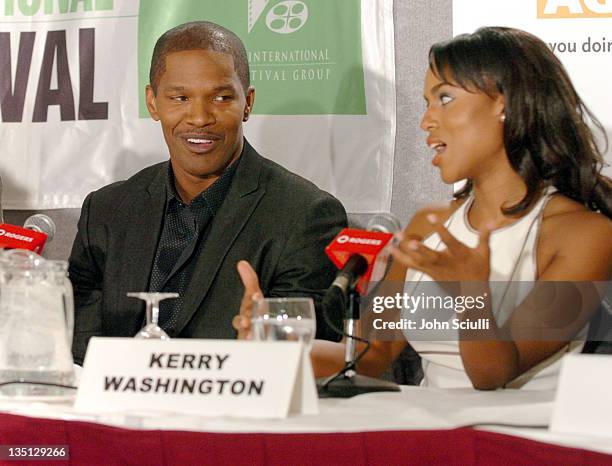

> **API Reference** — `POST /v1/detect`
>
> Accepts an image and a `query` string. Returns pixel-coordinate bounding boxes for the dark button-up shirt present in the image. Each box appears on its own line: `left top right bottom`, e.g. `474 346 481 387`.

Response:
148 159 239 333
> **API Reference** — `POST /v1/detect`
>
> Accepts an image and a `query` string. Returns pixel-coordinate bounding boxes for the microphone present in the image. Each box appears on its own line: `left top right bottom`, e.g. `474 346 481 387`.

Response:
325 213 401 296
23 214 56 243
329 254 369 296
0 214 56 254
365 212 402 234
317 212 403 399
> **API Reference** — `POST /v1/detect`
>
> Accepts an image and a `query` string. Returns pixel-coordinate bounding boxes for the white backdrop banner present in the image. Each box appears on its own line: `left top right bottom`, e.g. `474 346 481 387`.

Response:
0 0 395 211
453 0 612 176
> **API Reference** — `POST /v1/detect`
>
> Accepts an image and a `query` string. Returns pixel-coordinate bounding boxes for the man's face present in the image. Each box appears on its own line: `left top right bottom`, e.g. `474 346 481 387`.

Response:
146 49 254 191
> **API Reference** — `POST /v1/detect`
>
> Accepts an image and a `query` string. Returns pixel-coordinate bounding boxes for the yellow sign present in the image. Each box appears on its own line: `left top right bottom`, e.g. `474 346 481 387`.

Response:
538 0 612 18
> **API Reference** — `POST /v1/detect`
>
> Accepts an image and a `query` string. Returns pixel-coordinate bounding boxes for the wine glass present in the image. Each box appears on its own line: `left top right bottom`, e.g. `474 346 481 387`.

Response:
128 292 179 340
251 297 316 352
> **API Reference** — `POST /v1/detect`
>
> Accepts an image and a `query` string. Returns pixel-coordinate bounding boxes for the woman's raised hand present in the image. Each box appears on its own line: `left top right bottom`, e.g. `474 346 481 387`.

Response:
391 214 494 282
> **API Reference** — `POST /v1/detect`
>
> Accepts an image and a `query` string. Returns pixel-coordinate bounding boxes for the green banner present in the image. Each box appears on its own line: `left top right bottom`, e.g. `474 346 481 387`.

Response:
138 0 366 116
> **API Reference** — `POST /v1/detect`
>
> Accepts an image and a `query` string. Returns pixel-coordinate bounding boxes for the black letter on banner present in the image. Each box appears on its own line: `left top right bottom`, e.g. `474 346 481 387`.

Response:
33 30 75 122
78 28 107 120
0 32 35 122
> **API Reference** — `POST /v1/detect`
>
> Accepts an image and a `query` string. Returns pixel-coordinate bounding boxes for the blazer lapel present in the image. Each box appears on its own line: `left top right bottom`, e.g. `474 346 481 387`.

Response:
116 164 167 320
173 143 265 335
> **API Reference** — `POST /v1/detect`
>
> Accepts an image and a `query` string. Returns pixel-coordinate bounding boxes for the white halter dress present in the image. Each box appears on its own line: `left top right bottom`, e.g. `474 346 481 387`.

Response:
404 190 585 389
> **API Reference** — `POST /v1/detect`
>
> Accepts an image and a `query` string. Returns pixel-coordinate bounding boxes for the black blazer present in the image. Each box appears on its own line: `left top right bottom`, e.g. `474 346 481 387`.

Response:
69 141 348 364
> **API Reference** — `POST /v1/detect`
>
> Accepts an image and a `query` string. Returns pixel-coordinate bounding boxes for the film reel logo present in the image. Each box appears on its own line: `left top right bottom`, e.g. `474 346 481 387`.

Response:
266 1 309 34
248 0 309 34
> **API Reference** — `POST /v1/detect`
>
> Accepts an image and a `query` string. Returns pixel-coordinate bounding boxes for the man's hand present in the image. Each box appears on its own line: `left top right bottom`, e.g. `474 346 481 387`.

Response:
232 260 263 339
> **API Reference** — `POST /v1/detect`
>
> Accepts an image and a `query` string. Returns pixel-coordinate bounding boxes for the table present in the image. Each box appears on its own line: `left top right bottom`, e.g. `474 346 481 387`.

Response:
1 387 611 465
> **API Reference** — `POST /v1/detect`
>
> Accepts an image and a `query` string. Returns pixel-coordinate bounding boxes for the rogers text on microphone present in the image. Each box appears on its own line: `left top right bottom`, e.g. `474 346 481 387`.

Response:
0 229 34 242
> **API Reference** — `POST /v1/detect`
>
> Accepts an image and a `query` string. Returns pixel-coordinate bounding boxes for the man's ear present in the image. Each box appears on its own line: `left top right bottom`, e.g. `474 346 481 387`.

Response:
243 86 256 122
145 85 160 121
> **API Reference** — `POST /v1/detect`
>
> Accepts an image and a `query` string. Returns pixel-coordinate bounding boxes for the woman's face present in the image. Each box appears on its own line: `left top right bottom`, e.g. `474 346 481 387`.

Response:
420 68 506 184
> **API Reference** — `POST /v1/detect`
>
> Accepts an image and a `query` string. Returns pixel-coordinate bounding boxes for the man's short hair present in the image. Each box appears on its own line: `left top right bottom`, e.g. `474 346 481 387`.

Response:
149 21 250 94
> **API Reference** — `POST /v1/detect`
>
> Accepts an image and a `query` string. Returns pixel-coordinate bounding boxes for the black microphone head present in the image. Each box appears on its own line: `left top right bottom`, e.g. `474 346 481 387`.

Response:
24 214 56 243
332 254 369 295
366 212 402 234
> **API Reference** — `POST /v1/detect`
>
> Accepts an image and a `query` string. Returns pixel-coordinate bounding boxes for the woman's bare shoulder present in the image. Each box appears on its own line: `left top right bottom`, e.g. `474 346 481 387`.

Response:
543 194 612 235
404 198 466 237
539 194 612 277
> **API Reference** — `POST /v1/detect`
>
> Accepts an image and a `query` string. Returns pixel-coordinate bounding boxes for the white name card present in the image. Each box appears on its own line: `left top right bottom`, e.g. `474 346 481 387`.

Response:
75 337 318 418
550 353 612 437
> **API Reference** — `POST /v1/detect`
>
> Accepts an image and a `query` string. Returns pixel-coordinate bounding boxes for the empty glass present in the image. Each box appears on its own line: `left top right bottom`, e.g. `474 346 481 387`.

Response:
251 298 316 351
128 292 178 340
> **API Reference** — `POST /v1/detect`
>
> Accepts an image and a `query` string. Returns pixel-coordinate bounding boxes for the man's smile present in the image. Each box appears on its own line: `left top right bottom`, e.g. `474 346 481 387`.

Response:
179 132 223 154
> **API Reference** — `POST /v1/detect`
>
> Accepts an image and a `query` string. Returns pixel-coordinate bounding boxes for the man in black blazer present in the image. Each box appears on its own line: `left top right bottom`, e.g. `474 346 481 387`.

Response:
69 21 347 364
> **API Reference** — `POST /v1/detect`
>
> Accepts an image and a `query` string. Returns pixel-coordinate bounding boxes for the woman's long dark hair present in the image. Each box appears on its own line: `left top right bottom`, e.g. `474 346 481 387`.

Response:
429 27 612 219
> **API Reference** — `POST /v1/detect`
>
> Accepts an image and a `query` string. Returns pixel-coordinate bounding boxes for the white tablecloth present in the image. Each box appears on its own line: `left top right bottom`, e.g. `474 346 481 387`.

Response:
1 385 611 456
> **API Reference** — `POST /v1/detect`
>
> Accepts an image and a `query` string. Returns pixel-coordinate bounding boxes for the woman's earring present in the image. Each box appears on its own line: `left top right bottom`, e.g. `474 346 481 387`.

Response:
500 114 506 122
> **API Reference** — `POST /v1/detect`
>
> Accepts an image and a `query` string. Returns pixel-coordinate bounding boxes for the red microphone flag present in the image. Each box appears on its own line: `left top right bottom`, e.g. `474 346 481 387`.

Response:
0 224 48 254
325 228 394 295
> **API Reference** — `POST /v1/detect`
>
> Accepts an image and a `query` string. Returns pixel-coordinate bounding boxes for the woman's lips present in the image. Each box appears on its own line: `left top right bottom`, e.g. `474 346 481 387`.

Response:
428 141 447 166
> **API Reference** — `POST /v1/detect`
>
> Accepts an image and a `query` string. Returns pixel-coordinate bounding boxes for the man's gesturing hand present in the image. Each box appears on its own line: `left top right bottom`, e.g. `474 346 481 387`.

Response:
233 260 263 339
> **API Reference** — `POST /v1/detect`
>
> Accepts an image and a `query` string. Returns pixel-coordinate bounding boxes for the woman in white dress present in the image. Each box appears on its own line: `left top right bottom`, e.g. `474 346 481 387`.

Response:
236 27 612 390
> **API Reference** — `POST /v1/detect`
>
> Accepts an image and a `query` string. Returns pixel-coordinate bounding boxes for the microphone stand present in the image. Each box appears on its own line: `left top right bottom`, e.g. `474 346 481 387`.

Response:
317 287 400 398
